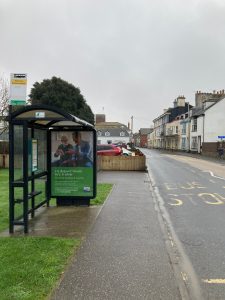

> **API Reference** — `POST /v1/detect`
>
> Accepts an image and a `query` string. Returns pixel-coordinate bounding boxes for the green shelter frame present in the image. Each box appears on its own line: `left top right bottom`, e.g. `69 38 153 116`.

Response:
8 105 96 234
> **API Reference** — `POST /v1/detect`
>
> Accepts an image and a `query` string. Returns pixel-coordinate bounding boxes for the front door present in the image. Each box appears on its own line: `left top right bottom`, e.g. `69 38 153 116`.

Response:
198 136 201 153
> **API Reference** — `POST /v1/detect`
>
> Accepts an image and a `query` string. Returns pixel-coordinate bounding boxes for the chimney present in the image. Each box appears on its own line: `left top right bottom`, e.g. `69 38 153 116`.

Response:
177 95 185 107
95 114 106 124
173 99 177 108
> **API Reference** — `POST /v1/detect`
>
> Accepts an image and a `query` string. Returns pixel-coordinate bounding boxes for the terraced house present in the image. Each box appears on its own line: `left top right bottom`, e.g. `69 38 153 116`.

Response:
189 90 225 156
151 90 225 157
152 96 190 149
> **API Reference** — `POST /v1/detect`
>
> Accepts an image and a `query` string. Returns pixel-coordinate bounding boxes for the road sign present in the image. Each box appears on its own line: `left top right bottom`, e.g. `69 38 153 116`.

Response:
10 73 27 105
218 136 225 139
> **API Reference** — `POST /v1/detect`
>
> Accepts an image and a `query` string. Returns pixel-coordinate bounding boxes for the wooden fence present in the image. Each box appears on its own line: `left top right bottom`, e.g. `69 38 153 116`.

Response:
97 155 146 171
0 154 9 168
1 154 146 171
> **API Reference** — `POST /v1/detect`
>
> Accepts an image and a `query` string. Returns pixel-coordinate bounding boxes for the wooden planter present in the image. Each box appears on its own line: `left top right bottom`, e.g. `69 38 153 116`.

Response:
97 155 146 171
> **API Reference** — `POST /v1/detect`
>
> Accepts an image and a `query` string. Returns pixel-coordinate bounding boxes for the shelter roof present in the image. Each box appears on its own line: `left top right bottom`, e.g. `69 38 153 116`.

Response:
8 105 94 129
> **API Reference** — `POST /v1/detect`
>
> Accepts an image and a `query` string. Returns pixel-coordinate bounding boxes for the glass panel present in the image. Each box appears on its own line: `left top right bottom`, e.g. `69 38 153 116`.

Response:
52 121 80 127
14 187 24 220
28 182 32 211
14 126 23 180
28 128 32 177
34 129 47 173
34 120 51 125
34 177 46 206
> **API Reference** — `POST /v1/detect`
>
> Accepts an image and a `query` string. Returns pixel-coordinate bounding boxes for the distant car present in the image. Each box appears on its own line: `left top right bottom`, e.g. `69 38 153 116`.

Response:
121 147 133 156
97 144 122 156
113 142 127 148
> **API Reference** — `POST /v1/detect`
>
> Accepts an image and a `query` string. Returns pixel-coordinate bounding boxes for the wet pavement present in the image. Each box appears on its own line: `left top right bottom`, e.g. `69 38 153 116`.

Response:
50 171 181 300
1 205 102 238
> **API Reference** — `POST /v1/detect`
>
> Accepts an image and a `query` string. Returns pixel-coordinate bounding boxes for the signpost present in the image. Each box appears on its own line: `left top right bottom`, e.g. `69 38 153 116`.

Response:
9 73 27 105
218 136 225 140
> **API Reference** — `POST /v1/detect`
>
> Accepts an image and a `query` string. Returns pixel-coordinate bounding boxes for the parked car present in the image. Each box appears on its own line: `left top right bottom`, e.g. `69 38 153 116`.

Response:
121 147 133 156
97 144 122 156
113 142 127 148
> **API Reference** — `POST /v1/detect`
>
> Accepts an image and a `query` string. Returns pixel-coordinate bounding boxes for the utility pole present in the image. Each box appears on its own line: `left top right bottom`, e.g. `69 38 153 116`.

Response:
131 116 133 133
130 116 134 146
187 102 191 152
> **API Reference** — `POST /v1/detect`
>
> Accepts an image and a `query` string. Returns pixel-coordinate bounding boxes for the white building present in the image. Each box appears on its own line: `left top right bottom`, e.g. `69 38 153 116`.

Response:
96 128 130 145
204 96 225 142
190 92 225 153
164 113 190 151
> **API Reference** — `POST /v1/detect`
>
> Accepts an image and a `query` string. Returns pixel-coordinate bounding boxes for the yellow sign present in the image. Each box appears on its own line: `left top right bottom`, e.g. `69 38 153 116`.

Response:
11 79 27 85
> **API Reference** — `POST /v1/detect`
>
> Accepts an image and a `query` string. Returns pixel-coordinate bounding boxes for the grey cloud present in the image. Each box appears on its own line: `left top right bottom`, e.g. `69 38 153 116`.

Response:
1 0 225 131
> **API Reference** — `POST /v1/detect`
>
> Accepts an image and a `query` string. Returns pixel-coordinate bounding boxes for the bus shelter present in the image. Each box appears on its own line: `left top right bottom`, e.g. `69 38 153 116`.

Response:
8 105 96 233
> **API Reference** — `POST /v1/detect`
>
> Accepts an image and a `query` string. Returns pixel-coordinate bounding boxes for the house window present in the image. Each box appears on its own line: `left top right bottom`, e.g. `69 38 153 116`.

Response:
105 131 110 137
120 131 125 137
191 137 197 149
182 123 186 134
176 126 178 134
192 119 197 132
181 138 186 149
97 131 102 136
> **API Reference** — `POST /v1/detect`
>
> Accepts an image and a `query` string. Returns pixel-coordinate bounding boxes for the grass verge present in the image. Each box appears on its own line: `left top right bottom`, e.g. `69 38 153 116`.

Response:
91 183 113 205
0 168 112 299
0 168 10 231
0 237 80 300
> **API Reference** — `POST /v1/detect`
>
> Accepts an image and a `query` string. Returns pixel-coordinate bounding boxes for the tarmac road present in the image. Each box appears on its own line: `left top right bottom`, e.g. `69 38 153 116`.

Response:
142 148 225 300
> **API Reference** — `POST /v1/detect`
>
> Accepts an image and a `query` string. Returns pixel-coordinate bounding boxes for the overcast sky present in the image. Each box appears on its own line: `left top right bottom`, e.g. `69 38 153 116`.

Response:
1 0 225 131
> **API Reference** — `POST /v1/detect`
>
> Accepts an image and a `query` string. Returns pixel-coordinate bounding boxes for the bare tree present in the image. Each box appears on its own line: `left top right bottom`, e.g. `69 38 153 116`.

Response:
0 75 9 137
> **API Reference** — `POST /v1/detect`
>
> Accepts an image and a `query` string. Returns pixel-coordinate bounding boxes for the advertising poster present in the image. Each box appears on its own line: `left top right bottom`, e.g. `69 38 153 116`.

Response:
51 131 94 197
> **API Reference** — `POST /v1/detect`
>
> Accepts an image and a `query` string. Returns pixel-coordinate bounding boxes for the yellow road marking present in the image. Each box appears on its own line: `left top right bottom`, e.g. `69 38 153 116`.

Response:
214 193 225 200
202 279 225 284
168 198 183 206
198 193 224 205
181 272 188 281
165 183 178 190
165 182 206 190
181 182 205 189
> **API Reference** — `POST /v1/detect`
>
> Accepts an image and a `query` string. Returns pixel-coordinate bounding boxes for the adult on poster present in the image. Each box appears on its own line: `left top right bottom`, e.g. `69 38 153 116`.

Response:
52 135 73 166
66 131 93 167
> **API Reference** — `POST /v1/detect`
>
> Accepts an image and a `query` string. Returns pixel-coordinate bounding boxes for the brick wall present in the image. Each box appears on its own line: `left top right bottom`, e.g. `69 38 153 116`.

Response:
140 135 148 147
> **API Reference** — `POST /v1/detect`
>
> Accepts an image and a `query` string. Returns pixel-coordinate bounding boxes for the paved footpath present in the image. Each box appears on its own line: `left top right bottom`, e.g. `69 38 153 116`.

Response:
51 171 181 300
